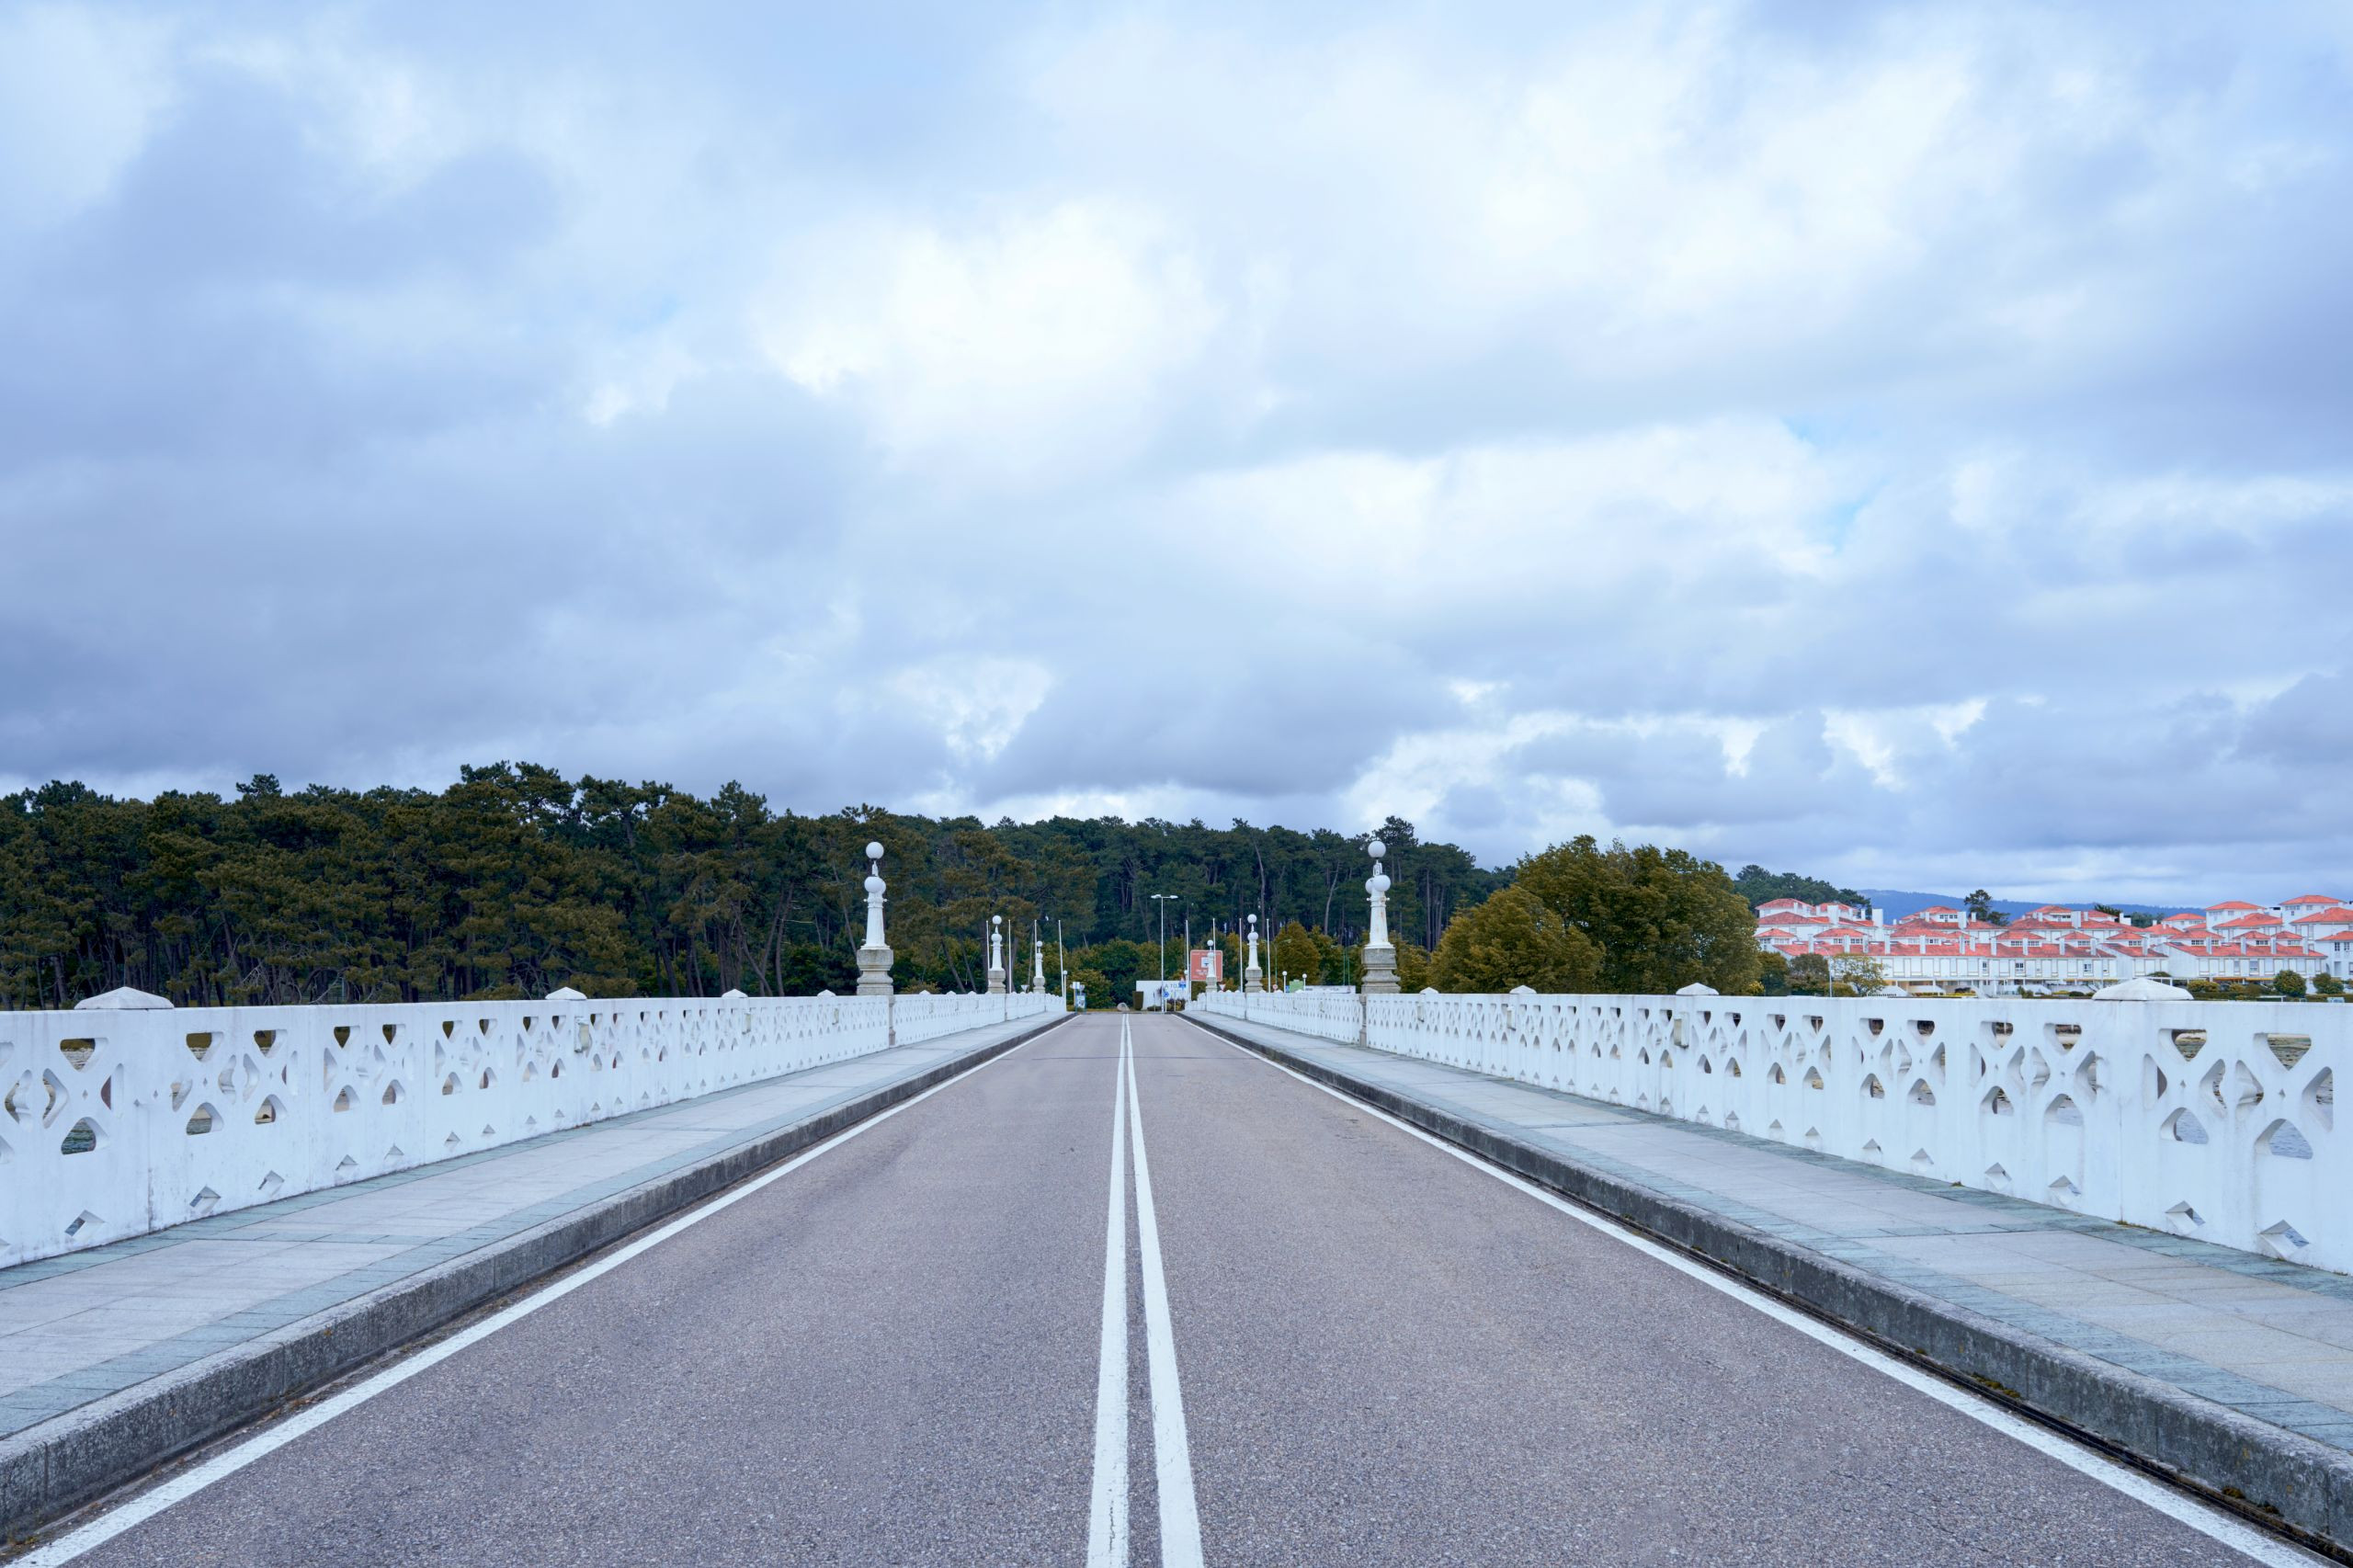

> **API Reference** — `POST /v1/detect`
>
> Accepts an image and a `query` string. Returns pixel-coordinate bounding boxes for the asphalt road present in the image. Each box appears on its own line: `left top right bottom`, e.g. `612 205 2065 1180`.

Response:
43 1012 2301 1566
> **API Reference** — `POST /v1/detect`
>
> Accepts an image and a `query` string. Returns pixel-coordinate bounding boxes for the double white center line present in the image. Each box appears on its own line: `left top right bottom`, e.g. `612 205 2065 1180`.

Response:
1086 1018 1203 1568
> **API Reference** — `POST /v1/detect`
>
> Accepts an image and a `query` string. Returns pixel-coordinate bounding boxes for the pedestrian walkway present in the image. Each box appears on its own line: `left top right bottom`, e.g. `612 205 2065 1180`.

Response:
1198 1013 2353 1454
0 1015 1049 1443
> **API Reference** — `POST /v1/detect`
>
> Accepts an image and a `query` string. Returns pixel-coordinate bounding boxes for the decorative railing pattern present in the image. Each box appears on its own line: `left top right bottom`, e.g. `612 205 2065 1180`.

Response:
0 990 1056 1268
1200 989 1363 1043
1202 987 2345 1275
894 990 1056 1045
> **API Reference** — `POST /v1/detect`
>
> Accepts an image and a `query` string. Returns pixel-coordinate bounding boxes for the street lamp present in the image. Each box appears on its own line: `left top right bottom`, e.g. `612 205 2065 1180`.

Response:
1148 890 1176 1003
1143 890 1171 979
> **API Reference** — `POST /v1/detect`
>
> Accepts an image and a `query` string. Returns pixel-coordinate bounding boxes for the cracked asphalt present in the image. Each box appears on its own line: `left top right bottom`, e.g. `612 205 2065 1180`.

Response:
49 1012 2288 1566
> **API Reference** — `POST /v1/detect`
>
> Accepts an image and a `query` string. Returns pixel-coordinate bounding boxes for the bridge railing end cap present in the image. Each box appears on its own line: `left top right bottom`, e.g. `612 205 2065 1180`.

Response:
74 985 174 1010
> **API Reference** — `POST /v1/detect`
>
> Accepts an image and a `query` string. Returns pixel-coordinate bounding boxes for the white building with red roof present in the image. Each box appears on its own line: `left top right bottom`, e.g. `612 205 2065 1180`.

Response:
1755 894 2340 994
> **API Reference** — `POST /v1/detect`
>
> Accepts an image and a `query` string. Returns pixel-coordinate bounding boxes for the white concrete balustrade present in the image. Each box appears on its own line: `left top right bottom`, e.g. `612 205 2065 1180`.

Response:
893 990 1055 1046
1211 989 1365 1044
1203 987 2345 1274
0 990 1059 1268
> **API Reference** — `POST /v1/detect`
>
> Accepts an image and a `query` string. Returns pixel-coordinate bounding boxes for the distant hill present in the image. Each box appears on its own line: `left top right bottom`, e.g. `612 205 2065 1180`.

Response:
1859 889 2200 922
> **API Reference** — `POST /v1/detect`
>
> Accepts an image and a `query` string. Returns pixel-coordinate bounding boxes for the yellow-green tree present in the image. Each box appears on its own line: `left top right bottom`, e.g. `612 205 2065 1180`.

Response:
1830 953 1889 996
1272 920 1336 986
1431 887 1600 993
1512 836 1759 994
1068 966 1111 1008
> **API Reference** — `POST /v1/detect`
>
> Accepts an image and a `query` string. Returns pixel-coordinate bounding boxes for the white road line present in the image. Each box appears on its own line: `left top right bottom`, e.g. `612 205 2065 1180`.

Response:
1086 1022 1132 1568
1191 1020 2331 1568
17 1022 1069 1568
1126 1017 1206 1568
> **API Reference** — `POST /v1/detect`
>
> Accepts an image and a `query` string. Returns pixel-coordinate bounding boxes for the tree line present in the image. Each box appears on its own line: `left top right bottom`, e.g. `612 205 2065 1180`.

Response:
2 764 1788 1009
0 767 1506 1008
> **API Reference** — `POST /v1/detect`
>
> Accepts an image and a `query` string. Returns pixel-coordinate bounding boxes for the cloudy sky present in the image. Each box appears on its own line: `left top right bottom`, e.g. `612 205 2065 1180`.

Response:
4 1 2352 902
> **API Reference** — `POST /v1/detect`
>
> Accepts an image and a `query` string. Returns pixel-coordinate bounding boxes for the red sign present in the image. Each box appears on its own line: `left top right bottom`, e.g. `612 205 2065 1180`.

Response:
1187 948 1223 983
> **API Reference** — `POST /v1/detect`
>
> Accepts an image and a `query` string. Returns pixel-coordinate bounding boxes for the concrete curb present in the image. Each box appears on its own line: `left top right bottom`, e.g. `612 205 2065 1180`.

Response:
3 1015 1068 1542
1188 1013 2353 1560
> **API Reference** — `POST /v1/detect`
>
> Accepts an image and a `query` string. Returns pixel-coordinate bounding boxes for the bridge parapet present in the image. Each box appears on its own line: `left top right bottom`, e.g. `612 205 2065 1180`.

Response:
895 989 1058 1046
1203 987 2344 1273
0 990 1052 1268
1207 988 1363 1043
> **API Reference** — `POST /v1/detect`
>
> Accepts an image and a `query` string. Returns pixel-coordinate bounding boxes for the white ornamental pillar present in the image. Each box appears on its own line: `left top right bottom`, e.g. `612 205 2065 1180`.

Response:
987 915 1007 995
1244 913 1264 993
1032 937 1048 997
856 841 894 997
1361 836 1400 995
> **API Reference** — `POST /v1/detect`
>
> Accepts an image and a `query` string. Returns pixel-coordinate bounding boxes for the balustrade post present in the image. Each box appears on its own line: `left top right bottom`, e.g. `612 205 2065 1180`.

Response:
1360 836 1399 1004
856 841 894 1001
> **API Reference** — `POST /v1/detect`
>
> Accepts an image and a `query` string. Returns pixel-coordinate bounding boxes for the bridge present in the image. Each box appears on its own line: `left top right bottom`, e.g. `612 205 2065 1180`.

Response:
1 847 2348 1564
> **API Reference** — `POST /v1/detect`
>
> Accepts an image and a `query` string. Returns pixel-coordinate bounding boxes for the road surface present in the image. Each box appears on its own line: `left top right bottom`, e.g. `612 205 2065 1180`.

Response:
24 1013 2312 1567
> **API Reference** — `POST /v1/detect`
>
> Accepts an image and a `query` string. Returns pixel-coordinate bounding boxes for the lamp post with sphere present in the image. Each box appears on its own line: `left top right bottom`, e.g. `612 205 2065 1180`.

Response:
1361 836 1400 995
855 842 893 997
986 914 1007 996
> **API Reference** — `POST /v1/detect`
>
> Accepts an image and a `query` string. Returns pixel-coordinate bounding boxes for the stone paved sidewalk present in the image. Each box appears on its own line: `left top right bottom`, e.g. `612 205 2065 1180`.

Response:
0 1015 1051 1441
1201 1014 2353 1454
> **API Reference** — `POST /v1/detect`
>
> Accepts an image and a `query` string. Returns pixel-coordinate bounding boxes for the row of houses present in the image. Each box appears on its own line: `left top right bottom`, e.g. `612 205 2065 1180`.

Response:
1755 894 2353 994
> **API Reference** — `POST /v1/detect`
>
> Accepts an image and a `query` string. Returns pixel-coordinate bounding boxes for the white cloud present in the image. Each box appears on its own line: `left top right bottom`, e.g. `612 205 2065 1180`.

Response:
756 201 1220 482
1011 6 2253 392
884 656 1053 765
1165 418 1844 635
0 5 174 232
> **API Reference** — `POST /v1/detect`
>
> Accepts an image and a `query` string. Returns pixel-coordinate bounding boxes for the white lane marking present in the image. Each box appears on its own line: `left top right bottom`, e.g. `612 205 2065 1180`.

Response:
1086 1021 1133 1568
1189 1020 2329 1568
18 1021 1071 1568
1126 1017 1206 1568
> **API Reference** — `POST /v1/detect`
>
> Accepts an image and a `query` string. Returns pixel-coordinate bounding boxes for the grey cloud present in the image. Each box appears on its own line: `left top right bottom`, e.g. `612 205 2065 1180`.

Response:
6 1 2353 903
55 73 555 294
